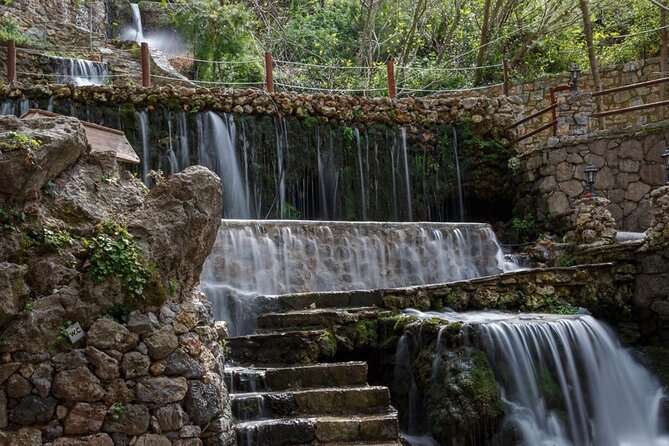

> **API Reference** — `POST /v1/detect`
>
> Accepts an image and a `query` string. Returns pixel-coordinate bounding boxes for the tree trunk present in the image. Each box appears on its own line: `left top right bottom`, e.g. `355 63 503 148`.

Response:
579 0 604 128
474 0 492 85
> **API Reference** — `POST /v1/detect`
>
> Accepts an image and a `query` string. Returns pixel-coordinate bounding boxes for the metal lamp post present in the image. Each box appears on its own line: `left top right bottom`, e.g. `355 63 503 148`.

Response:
662 147 669 185
570 65 581 92
584 164 599 196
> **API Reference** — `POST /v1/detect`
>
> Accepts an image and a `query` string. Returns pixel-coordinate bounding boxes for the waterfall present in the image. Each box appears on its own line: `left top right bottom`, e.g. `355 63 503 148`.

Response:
481 315 669 446
400 127 413 222
197 112 250 219
452 126 465 221
129 2 144 43
53 57 109 86
136 111 150 185
408 310 669 446
199 220 514 335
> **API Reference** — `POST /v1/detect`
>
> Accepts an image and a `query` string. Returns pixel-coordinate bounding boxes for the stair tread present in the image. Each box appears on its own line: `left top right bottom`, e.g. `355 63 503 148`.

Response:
229 329 327 340
231 385 389 398
227 360 367 373
260 306 382 316
235 412 398 429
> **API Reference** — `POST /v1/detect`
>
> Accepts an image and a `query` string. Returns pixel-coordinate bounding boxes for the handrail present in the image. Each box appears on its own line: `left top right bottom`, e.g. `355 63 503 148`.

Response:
592 76 669 97
512 120 557 144
505 102 557 130
592 99 669 118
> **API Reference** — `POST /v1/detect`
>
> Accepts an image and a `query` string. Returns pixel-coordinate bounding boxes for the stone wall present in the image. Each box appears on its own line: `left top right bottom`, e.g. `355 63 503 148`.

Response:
0 0 106 46
514 121 669 231
457 57 667 151
0 84 519 133
0 116 235 445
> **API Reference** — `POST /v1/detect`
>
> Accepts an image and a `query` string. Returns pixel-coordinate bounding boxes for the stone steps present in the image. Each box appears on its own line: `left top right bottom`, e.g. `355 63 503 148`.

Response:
232 386 392 421
227 330 335 366
236 413 399 446
257 307 388 330
226 361 369 392
273 290 385 312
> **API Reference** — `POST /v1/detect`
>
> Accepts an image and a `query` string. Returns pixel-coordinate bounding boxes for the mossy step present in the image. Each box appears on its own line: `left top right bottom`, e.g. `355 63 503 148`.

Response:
232 386 392 421
236 413 399 445
227 330 336 366
226 361 369 392
257 307 389 330
274 289 385 312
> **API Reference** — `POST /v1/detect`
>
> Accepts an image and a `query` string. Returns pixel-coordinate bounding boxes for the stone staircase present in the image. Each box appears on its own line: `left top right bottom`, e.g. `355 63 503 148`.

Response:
225 292 401 446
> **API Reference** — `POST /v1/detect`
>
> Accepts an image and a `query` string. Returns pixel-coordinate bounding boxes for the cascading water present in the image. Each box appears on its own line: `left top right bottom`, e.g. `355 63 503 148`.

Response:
129 3 144 42
197 112 250 219
452 126 465 221
406 310 669 446
199 220 514 335
136 110 150 184
52 57 109 86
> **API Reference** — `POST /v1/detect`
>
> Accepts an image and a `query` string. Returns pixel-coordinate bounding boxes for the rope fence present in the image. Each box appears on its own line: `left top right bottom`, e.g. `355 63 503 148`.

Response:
4 40 509 97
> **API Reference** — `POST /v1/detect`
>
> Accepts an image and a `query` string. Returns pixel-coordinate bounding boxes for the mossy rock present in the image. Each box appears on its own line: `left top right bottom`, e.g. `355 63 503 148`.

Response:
412 346 502 445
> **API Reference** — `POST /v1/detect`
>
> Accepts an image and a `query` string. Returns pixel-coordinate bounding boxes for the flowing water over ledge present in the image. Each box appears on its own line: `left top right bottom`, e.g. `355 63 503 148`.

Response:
404 310 669 446
199 220 515 335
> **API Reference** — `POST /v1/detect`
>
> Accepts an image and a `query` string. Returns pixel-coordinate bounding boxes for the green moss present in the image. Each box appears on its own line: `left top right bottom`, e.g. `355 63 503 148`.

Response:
318 329 337 357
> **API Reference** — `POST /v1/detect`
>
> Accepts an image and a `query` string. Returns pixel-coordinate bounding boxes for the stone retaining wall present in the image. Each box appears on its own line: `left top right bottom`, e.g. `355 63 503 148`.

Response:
0 0 106 45
0 84 520 132
514 122 669 231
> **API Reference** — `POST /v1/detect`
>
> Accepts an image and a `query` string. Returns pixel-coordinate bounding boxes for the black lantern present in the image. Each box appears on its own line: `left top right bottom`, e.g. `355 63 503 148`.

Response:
570 65 581 92
584 164 598 196
663 147 669 185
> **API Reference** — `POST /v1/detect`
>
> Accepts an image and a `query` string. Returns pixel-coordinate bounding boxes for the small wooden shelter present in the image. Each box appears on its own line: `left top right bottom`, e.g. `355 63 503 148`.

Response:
20 109 140 164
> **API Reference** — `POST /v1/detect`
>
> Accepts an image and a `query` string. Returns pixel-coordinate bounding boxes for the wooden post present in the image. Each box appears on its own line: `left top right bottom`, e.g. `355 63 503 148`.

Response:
387 59 396 99
141 42 150 88
7 40 16 84
265 51 274 93
503 59 509 96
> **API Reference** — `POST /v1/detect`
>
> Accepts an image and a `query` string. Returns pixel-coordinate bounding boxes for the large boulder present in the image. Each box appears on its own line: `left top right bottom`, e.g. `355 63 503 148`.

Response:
129 166 222 298
0 263 29 328
0 115 87 201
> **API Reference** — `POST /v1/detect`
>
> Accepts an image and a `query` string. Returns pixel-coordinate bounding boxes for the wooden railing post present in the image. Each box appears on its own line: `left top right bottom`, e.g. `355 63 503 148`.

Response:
7 40 16 84
265 51 274 93
503 59 509 96
140 42 150 88
387 59 396 99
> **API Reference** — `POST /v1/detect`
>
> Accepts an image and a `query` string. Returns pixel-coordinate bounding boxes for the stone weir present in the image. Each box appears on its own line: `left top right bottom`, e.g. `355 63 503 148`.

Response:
199 220 513 337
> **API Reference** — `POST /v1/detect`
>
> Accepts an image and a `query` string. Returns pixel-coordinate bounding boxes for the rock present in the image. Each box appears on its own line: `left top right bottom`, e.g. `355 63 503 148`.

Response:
53 350 88 372
6 374 32 399
52 367 105 402
30 363 53 398
127 311 159 335
155 403 187 432
135 433 172 446
9 395 57 425
136 376 188 404
42 419 64 441
121 351 150 379
51 433 114 446
0 390 6 428
144 326 178 360
101 404 150 435
0 115 87 200
0 263 29 327
0 363 20 384
84 346 120 381
179 425 201 438
102 379 135 406
184 380 220 425
128 166 222 296
64 403 107 435
8 427 42 446
86 319 138 353
163 351 206 378
174 439 203 446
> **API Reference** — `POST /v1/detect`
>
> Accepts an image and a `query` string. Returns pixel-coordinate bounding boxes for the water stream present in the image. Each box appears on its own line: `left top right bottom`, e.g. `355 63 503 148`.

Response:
405 310 669 446
52 57 109 86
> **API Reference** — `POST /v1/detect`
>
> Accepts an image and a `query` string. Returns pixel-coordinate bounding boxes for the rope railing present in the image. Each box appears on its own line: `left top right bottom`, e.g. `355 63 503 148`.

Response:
4 40 512 98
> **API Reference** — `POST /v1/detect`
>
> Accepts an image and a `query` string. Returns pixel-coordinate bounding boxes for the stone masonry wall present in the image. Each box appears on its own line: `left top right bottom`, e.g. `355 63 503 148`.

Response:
0 0 107 46
514 122 669 231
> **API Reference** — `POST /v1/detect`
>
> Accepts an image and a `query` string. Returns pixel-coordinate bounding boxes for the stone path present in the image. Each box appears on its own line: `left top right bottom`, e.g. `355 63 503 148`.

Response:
225 292 401 446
